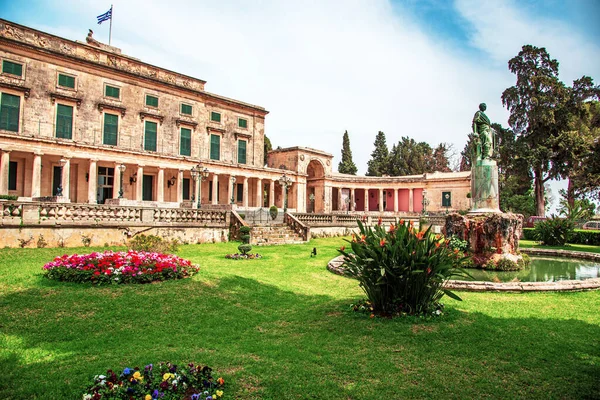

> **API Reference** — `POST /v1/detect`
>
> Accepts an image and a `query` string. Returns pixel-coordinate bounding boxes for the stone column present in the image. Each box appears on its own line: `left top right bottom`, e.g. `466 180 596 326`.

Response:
324 185 332 213
228 175 235 205
393 189 398 212
88 159 97 203
157 168 165 202
337 188 343 211
364 189 369 212
350 188 355 211
243 177 249 207
61 158 71 200
177 170 184 203
31 153 42 198
256 178 263 207
136 166 144 200
409 188 414 212
269 180 275 207
113 162 121 199
0 150 10 195
378 188 384 213
212 173 219 205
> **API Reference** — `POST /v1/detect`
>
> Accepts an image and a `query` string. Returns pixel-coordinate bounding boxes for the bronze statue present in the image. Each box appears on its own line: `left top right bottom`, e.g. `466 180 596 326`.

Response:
471 103 494 161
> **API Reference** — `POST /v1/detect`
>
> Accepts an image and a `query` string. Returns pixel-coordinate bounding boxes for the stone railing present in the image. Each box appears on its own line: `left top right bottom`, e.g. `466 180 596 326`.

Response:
294 213 418 227
229 210 249 241
0 202 228 227
284 213 310 241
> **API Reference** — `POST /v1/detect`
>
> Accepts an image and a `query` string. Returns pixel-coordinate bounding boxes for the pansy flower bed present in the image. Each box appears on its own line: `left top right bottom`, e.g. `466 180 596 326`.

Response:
224 253 262 260
43 250 200 284
82 362 225 399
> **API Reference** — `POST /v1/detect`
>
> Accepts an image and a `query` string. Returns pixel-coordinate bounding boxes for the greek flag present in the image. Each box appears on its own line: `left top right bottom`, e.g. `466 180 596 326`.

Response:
97 7 112 24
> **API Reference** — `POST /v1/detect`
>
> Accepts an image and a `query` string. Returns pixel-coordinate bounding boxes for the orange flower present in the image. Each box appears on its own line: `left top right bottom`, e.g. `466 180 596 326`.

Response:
217 377 225 385
378 217 383 225
426 267 432 275
454 248 459 254
416 231 425 240
435 234 441 240
435 242 441 248
340 246 346 252
380 239 386 247
409 220 414 227
360 235 366 243
389 223 396 232
351 234 357 243
399 219 405 225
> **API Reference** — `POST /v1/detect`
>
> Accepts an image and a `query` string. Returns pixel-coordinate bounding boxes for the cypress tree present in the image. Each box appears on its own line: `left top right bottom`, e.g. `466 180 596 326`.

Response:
337 130 358 175
366 131 389 176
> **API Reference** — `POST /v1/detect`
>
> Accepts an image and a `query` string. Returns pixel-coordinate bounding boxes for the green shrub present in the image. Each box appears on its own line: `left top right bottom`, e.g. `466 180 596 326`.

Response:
241 234 251 244
239 226 251 234
0 195 18 200
569 229 600 246
339 220 467 316
447 235 469 252
495 258 520 271
523 228 535 240
128 234 179 254
269 205 278 220
238 213 245 219
533 216 574 246
238 244 253 255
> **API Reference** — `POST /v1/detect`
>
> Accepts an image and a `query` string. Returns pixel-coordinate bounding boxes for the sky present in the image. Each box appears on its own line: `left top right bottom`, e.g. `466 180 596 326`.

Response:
2 0 599 213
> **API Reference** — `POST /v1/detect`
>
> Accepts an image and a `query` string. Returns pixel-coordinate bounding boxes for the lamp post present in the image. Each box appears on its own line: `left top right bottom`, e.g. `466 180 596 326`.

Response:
56 157 67 196
190 165 198 205
278 173 293 213
422 189 430 216
117 163 126 198
309 193 315 213
230 176 236 204
198 165 209 209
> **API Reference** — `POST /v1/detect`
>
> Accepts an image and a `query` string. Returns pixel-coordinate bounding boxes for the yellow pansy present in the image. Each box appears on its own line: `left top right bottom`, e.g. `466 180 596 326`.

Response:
216 390 224 397
133 371 142 379
145 395 152 400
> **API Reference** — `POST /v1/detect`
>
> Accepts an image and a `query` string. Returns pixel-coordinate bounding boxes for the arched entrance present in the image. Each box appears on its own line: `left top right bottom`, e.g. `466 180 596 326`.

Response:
306 159 325 213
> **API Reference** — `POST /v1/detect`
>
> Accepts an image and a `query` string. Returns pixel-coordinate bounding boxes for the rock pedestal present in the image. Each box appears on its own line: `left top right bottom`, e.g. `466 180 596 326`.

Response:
445 213 524 267
471 159 500 213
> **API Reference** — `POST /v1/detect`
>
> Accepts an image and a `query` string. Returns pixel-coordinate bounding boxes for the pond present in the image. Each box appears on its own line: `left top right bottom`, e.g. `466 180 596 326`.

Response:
466 256 600 283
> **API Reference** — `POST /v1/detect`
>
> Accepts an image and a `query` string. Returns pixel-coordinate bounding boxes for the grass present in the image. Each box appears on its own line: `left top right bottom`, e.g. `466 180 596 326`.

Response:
520 239 600 254
1 238 599 399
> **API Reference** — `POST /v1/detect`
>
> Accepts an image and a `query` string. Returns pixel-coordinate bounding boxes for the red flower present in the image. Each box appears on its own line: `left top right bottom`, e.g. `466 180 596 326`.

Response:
379 239 386 247
93 271 101 276
217 377 225 385
340 246 346 252
377 217 383 226
389 224 396 232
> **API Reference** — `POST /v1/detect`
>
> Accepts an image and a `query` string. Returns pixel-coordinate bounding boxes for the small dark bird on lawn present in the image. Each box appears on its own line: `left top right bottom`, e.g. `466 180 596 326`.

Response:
310 247 317 257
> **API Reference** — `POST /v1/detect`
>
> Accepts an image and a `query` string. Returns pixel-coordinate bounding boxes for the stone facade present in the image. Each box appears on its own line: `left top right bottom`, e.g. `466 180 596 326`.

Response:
0 18 472 240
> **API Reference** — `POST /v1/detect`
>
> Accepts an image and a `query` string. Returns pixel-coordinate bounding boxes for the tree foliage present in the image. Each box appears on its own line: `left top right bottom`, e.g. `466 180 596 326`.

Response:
366 131 389 176
263 135 272 166
338 130 358 175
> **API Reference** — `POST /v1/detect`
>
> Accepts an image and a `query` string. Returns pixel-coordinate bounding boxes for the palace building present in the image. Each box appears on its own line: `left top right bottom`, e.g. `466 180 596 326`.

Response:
0 19 471 245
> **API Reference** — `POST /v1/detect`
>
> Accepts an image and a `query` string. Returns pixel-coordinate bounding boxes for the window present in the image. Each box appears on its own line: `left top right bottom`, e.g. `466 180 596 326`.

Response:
0 93 20 132
145 95 158 107
103 113 118 145
181 103 192 115
442 191 452 207
238 118 248 128
236 184 243 202
2 60 23 77
210 111 221 123
144 121 158 151
208 180 220 202
210 134 220 160
58 74 75 89
183 178 190 200
237 139 247 164
56 104 73 139
180 127 191 156
8 161 17 191
105 85 120 99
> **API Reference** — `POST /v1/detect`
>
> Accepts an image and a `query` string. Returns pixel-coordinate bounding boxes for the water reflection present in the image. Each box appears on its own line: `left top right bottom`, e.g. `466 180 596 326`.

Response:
466 257 600 283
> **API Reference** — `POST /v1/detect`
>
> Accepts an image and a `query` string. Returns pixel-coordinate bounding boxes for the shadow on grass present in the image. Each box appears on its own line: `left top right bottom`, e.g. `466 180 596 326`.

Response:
0 275 599 399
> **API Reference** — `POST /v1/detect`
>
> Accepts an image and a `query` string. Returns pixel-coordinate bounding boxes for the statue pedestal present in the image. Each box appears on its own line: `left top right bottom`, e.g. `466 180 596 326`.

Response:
470 159 500 213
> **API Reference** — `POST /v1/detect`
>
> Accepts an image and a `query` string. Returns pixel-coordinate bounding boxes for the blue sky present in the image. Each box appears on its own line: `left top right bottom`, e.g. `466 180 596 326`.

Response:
2 0 599 211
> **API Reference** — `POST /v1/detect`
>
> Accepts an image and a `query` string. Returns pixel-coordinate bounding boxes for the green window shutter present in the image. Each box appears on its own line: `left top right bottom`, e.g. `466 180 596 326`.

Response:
105 85 120 98
210 134 220 160
58 74 75 88
180 128 191 156
103 113 118 145
210 111 221 122
0 93 20 132
2 60 23 77
238 140 247 164
442 192 452 207
183 178 190 200
236 184 243 202
8 161 17 191
56 104 73 139
144 121 158 151
181 104 192 115
238 118 247 128
145 95 158 107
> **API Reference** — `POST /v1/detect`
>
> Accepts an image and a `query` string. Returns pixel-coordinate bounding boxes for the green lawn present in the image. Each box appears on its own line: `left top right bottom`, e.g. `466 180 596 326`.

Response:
1 238 599 399
520 239 600 254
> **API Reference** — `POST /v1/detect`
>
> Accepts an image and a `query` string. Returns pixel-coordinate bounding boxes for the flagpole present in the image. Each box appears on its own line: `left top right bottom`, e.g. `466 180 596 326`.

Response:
109 4 113 45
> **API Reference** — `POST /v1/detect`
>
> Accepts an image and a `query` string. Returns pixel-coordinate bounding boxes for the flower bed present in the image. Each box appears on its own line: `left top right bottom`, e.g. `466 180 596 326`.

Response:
83 362 225 399
43 250 199 284
224 253 262 260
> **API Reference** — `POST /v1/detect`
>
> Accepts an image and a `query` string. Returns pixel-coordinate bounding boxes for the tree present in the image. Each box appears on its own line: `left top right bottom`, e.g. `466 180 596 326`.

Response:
337 130 358 175
502 45 569 216
263 135 272 166
430 143 452 172
387 136 432 176
366 131 389 176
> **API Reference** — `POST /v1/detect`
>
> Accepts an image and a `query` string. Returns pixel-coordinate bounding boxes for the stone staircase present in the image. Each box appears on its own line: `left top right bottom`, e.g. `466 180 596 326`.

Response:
250 224 306 245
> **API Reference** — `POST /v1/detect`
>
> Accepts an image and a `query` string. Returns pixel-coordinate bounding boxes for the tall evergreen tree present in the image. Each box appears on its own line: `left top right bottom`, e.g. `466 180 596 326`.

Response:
430 143 452 172
366 131 389 176
263 135 272 166
387 136 432 175
337 130 358 175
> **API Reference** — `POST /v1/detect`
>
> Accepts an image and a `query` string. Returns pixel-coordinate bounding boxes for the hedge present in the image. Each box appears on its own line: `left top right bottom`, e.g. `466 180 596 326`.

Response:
523 228 600 246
